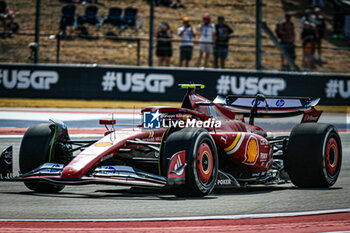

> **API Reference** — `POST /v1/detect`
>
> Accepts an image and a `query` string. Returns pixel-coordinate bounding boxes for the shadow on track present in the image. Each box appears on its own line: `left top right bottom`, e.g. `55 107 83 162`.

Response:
1 185 342 201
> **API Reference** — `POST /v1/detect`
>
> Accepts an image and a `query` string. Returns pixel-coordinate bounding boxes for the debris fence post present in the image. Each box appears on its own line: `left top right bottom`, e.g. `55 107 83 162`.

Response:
34 0 41 64
56 34 61 64
148 0 155 67
255 0 262 70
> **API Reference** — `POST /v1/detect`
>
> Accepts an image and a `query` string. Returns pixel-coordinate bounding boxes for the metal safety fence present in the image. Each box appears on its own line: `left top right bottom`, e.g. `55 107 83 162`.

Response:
1 32 350 73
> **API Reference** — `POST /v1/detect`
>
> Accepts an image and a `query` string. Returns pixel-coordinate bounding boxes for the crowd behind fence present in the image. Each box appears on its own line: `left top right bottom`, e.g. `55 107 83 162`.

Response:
1 32 350 73
1 0 350 73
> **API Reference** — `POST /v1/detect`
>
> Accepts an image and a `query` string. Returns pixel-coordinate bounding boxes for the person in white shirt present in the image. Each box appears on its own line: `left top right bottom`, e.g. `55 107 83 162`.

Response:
196 13 216 68
300 9 312 29
177 17 196 67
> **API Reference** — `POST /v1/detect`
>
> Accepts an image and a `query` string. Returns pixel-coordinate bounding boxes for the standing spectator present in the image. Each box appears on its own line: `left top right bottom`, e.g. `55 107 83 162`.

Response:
213 16 233 69
311 0 324 7
80 0 100 4
301 9 317 61
332 0 345 39
345 15 350 38
196 13 216 68
277 13 295 71
301 21 317 72
155 0 186 8
170 0 186 8
310 7 326 61
300 9 312 29
0 0 14 37
177 17 195 67
155 22 173 66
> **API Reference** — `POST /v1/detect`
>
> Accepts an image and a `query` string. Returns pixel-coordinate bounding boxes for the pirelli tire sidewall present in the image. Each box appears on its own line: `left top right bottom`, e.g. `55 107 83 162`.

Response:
163 127 218 197
190 130 218 194
19 123 65 193
286 123 342 188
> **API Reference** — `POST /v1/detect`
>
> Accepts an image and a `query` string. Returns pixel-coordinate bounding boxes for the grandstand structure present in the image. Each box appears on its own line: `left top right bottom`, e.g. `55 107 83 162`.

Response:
0 0 349 73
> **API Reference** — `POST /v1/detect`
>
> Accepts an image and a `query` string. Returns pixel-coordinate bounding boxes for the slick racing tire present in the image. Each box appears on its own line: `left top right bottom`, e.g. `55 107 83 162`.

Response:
161 127 218 197
286 123 342 188
19 123 65 193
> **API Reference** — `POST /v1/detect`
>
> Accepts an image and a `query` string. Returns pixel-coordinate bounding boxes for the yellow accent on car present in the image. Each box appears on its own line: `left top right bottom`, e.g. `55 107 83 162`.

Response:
224 133 241 152
95 142 112 147
330 144 338 167
179 84 205 89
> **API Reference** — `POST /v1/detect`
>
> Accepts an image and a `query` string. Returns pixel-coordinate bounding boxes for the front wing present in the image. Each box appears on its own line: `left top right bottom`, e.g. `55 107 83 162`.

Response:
2 163 167 188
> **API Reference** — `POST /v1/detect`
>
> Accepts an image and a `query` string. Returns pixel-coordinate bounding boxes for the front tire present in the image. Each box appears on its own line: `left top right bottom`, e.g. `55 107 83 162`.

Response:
19 123 65 193
161 127 218 197
286 123 342 188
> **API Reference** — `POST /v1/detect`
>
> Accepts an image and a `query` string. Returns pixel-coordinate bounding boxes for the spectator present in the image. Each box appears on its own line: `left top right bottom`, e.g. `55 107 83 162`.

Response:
170 0 186 9
155 22 173 66
154 0 170 6
345 15 350 38
311 0 324 7
213 16 233 69
177 17 195 67
310 7 326 61
155 0 186 8
301 9 318 61
300 9 312 29
196 13 216 68
0 0 14 38
332 0 345 39
277 13 295 71
301 21 317 72
80 0 100 4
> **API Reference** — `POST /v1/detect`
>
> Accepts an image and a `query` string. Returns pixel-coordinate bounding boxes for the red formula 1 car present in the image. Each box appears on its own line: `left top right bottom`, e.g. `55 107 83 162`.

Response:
0 84 342 197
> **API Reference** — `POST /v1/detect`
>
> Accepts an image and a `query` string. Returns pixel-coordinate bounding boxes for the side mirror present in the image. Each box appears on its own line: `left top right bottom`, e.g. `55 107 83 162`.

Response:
249 94 267 125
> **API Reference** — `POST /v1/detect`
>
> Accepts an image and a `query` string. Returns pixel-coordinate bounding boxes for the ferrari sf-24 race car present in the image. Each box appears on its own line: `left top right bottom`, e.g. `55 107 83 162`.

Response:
0 84 342 197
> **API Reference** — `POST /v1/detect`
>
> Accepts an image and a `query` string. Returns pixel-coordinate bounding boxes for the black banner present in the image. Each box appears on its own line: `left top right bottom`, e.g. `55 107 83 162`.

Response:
0 63 349 105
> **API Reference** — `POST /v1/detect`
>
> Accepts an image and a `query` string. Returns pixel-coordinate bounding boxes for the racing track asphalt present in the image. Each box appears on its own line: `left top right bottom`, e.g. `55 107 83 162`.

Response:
0 133 349 220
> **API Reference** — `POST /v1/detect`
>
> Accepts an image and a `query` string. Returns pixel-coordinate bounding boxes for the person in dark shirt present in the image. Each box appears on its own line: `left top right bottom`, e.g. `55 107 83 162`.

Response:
156 0 186 8
311 7 326 61
213 16 233 69
0 0 15 37
155 22 173 66
278 13 295 71
301 21 318 71
170 0 186 8
332 0 345 39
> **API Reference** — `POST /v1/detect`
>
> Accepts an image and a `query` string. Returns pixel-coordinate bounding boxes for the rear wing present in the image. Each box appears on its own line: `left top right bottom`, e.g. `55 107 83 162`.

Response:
224 95 319 109
214 95 322 124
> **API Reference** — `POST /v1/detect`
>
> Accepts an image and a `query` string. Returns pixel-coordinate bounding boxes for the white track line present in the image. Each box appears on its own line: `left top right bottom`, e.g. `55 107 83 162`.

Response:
0 208 349 222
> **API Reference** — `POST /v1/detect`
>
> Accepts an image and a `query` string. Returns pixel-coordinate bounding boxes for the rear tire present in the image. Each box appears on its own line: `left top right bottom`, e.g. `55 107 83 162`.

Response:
19 123 65 193
161 127 218 197
286 123 342 188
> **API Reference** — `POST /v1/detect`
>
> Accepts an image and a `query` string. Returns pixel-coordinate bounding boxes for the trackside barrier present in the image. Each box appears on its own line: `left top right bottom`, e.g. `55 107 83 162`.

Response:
0 63 349 105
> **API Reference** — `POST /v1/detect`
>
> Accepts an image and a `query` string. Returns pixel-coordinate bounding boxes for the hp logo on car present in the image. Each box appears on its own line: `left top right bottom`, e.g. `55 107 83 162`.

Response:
275 99 285 107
